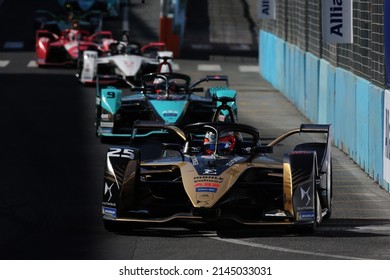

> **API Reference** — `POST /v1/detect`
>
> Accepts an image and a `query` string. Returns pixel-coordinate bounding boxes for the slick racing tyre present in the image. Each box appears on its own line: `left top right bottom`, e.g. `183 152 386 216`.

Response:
323 159 333 220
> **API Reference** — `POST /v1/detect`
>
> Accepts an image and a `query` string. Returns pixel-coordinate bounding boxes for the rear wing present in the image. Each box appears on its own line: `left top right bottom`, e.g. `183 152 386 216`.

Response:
86 30 113 42
141 42 166 53
190 75 229 88
266 124 332 172
267 124 332 147
36 29 59 41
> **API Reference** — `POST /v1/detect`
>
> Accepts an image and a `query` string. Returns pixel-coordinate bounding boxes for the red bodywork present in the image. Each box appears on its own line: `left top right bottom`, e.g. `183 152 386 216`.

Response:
35 29 113 67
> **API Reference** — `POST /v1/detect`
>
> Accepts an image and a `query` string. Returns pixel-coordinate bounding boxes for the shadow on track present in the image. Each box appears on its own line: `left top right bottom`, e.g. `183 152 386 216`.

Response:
104 218 390 239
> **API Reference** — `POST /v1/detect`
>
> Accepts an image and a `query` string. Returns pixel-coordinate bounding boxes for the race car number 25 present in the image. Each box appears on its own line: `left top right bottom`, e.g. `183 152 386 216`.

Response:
108 148 135 159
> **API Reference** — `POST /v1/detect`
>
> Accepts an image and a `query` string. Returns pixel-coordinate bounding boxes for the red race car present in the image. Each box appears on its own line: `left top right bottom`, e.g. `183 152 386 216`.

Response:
35 25 112 67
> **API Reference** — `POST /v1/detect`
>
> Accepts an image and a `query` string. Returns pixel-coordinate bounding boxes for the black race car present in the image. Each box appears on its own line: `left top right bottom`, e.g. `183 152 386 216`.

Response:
102 116 333 233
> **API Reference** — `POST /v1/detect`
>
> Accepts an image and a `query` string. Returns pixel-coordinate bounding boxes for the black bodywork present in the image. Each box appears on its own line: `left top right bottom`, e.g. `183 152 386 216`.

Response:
102 121 333 233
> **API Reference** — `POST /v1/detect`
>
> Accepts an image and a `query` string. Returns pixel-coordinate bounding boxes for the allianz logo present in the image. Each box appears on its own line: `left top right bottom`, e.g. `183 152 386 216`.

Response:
329 0 344 37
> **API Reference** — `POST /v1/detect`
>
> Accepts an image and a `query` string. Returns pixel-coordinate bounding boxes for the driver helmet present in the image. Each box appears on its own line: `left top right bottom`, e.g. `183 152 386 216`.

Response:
121 31 130 43
117 42 126 54
204 131 237 155
217 132 237 154
67 29 78 41
109 42 118 54
71 19 79 30
204 131 217 154
167 80 176 94
153 78 167 94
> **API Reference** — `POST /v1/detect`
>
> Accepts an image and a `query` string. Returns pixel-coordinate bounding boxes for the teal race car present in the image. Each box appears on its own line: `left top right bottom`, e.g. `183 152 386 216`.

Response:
95 72 238 143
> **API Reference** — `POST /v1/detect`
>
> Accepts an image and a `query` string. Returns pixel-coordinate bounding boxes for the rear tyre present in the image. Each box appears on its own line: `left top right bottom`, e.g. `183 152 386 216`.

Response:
323 160 333 220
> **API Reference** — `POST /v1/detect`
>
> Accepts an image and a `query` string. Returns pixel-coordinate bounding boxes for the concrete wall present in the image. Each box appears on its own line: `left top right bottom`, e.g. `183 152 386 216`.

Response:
259 30 389 192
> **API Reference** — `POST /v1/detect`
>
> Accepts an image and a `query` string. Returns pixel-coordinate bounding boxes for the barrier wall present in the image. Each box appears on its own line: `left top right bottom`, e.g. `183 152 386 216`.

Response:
318 59 335 126
369 85 384 185
335 68 356 157
259 30 389 192
305 53 320 123
356 77 370 173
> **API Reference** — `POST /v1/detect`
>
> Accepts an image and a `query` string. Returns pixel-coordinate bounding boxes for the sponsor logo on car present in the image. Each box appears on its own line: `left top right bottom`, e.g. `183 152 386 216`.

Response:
101 113 111 120
101 122 114 128
203 168 217 174
190 156 199 166
162 110 178 117
104 182 114 201
300 186 311 206
195 187 218 193
102 206 116 217
194 176 223 183
194 182 220 188
298 211 315 220
196 193 214 204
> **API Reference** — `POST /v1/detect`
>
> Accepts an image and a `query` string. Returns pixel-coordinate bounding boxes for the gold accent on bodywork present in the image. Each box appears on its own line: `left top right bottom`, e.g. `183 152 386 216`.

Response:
186 162 251 208
142 160 250 208
165 125 186 141
283 162 294 214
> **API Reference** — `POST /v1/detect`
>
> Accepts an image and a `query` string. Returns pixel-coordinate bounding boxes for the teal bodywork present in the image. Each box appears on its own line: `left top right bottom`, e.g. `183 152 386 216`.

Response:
149 100 188 123
96 84 238 140
215 89 237 117
101 87 122 114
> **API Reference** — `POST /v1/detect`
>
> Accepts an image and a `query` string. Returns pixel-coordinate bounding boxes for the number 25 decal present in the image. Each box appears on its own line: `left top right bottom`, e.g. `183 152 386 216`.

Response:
108 148 135 159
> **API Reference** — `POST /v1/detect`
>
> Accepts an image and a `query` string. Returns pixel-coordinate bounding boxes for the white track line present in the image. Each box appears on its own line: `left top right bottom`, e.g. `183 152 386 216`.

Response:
239 65 259 72
27 60 38 67
0 60 10 67
207 236 368 260
172 63 180 71
197 64 222 71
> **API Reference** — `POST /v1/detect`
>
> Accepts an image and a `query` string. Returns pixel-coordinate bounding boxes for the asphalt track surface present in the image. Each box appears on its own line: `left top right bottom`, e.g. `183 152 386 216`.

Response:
0 0 390 260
